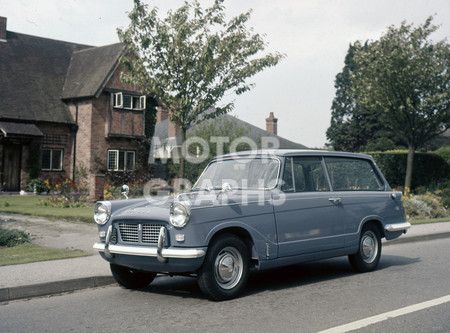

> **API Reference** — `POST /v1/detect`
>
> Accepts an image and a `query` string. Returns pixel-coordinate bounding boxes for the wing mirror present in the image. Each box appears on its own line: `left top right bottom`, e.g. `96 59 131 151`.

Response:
121 184 130 200
217 182 232 199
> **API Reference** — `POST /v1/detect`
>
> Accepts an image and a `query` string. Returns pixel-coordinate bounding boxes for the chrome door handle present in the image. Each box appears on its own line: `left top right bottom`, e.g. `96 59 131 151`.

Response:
329 197 342 204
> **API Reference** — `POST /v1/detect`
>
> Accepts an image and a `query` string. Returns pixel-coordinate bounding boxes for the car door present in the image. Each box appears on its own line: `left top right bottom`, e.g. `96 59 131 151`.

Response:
273 156 346 257
323 156 388 247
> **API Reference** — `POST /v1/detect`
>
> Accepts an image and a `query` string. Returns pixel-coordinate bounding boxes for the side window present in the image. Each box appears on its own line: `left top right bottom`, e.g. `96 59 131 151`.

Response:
292 160 306 191
295 157 329 192
324 157 385 191
281 157 294 192
282 157 329 192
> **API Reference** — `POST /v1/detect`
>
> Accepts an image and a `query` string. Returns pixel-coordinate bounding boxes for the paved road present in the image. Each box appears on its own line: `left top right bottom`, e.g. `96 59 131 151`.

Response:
1 238 449 333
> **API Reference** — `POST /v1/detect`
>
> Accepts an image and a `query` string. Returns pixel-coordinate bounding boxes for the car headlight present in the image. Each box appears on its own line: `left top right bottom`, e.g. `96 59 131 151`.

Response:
94 201 111 225
170 201 190 228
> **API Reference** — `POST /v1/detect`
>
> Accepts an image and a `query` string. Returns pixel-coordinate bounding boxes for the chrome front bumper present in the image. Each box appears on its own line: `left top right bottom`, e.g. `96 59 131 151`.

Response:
93 226 206 263
385 222 411 232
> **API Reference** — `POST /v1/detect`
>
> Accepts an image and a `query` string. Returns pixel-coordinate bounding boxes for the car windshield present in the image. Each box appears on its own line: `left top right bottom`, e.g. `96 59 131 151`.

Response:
193 158 280 190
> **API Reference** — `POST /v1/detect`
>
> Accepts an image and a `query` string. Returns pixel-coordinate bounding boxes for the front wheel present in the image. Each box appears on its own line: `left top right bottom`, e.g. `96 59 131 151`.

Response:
198 234 249 301
348 224 382 272
110 264 156 289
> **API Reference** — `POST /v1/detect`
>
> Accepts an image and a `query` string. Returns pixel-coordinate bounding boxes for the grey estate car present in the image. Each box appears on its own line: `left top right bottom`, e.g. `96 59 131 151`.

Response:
94 150 411 300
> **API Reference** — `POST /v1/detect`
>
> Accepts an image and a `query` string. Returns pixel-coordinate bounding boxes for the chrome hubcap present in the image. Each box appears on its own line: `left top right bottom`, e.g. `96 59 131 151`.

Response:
214 247 243 290
361 230 378 264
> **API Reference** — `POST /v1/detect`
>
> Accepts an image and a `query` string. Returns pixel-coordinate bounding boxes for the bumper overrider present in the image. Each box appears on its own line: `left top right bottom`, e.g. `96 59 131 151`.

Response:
384 222 411 232
93 226 206 263
383 221 411 240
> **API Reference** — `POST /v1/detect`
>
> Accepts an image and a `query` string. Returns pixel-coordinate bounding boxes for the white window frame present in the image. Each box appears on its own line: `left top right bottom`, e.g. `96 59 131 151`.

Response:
113 92 146 111
107 149 136 171
107 150 119 171
42 148 63 171
139 95 146 110
113 93 123 108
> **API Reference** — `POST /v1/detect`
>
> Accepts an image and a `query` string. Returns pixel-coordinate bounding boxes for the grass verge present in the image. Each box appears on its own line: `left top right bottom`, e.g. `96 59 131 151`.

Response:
410 217 450 225
0 195 93 222
0 243 89 266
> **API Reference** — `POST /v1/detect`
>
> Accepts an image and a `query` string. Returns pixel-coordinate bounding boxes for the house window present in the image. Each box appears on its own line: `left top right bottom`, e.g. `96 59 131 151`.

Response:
113 93 146 110
114 92 123 108
107 150 135 171
42 149 63 171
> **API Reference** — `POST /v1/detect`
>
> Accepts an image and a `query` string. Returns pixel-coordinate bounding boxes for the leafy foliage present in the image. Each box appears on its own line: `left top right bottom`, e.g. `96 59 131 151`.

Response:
351 17 450 188
402 193 448 220
327 44 403 151
118 0 285 176
168 115 252 184
371 151 450 189
435 146 450 166
0 227 30 247
26 178 48 194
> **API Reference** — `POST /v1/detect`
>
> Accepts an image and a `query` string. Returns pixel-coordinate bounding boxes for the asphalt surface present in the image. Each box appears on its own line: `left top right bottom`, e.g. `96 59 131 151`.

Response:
1 238 449 332
0 213 449 302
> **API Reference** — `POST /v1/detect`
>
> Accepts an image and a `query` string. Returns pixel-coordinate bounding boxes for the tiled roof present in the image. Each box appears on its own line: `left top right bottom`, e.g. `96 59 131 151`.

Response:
153 114 307 149
0 31 90 124
62 43 124 99
0 121 43 137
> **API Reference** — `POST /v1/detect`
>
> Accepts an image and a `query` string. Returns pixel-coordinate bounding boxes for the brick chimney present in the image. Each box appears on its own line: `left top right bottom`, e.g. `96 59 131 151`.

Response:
156 106 169 123
266 112 278 135
0 17 7 41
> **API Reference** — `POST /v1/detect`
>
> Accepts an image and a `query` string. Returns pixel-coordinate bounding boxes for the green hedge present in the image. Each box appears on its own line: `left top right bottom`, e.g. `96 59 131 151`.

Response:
435 147 450 166
370 151 450 189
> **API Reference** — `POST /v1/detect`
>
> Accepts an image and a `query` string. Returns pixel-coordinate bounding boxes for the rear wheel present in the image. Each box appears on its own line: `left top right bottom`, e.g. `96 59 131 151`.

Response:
110 264 156 289
348 224 382 272
198 234 249 301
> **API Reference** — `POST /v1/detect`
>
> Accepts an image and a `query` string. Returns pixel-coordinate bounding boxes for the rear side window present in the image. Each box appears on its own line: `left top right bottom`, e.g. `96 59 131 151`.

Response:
282 157 330 192
324 157 385 191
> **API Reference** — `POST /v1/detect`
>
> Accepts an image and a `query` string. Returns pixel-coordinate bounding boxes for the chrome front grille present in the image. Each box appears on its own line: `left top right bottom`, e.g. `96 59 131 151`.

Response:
142 224 164 243
118 223 139 243
117 222 165 244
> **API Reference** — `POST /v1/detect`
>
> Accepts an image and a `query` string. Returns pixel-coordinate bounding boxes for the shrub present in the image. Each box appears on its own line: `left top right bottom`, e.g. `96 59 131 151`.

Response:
0 227 30 247
26 178 48 194
402 193 448 220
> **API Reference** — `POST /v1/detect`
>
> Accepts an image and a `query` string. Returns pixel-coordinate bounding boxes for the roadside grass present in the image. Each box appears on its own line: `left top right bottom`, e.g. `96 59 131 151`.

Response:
0 195 93 222
0 243 89 266
410 217 450 225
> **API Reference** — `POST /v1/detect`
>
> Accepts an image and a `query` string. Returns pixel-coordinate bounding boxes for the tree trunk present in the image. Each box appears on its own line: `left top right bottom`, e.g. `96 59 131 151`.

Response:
178 128 187 179
404 144 415 192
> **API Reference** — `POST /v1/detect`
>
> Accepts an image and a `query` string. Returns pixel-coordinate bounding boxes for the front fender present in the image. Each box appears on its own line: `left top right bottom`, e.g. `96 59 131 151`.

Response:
205 220 278 261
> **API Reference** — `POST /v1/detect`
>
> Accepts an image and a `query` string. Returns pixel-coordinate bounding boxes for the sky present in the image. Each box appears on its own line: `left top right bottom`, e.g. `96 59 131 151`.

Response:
1 0 449 148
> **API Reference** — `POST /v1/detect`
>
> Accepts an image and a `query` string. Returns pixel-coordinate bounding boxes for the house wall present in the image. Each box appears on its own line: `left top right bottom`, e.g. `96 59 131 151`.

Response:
0 122 74 191
104 61 138 91
37 123 74 185
68 89 146 200
68 99 98 199
105 62 145 138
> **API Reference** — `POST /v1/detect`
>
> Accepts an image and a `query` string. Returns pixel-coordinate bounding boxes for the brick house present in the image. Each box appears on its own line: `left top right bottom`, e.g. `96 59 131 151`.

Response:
1 17 308 199
0 17 151 199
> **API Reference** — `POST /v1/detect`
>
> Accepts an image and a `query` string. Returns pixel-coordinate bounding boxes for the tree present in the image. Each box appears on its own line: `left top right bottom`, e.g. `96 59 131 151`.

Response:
351 17 450 190
168 115 251 183
118 0 284 178
327 43 402 152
